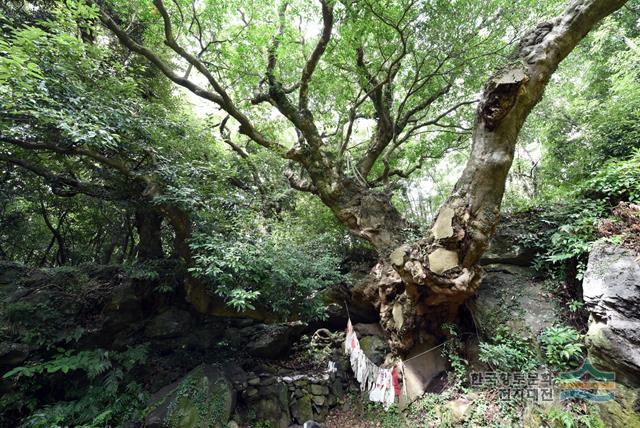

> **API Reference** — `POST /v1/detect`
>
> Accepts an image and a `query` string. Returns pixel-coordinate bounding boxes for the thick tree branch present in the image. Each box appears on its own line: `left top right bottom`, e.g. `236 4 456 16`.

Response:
267 1 290 83
353 0 634 355
354 48 397 179
386 0 629 349
219 116 269 197
0 136 135 178
355 47 386 121
285 168 318 194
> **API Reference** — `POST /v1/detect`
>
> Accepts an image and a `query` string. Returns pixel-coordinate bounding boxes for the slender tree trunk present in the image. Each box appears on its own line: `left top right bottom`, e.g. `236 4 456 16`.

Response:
40 235 56 267
125 217 137 262
134 206 164 260
92 226 104 262
101 220 126 264
159 205 192 264
118 217 131 264
39 201 68 266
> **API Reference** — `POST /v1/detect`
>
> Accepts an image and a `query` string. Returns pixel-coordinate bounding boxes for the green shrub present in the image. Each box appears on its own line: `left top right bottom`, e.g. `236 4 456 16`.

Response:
4 301 83 349
539 326 584 371
584 148 640 204
543 405 604 428
544 200 604 279
190 220 344 321
539 151 640 280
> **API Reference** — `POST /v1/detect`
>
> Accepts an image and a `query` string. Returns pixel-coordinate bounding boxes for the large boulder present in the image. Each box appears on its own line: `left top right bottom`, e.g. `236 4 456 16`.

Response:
583 242 640 386
0 342 29 368
291 391 314 425
320 283 379 329
145 364 236 428
400 338 448 404
245 380 290 428
101 279 144 333
144 308 195 339
0 264 151 350
596 384 640 427
358 335 389 366
480 211 550 266
0 262 29 298
469 264 558 338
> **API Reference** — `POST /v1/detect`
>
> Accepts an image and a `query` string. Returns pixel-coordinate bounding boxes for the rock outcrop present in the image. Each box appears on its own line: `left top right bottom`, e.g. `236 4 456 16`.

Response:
144 308 195 339
142 345 351 427
0 263 343 427
238 366 342 427
480 210 553 266
469 264 558 339
583 241 640 386
467 211 560 375
145 364 236 428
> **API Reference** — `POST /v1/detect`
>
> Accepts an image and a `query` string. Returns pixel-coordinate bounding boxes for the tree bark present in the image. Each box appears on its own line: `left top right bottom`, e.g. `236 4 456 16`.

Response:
134 207 164 260
319 177 412 253
39 201 68 266
101 220 126 264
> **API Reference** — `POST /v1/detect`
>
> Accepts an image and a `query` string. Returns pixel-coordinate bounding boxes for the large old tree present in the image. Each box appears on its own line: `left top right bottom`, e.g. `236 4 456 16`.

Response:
92 0 627 352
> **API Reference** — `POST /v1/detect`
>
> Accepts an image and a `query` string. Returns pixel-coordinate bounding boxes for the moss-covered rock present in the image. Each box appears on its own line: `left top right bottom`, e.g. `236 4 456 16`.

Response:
583 242 640 387
480 210 554 266
469 264 558 339
144 308 194 339
145 364 236 428
291 392 313 424
243 322 307 359
596 384 640 427
444 398 472 424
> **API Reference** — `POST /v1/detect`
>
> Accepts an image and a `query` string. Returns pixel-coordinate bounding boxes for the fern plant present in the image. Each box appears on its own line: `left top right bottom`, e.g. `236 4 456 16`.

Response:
478 326 538 373
2 345 150 428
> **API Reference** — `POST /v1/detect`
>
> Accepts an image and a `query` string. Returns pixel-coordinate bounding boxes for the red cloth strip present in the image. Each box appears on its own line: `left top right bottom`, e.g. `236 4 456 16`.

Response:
391 367 400 396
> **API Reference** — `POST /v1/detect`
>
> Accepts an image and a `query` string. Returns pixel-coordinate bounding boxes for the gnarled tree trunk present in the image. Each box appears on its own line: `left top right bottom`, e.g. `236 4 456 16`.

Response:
359 0 629 353
320 177 412 253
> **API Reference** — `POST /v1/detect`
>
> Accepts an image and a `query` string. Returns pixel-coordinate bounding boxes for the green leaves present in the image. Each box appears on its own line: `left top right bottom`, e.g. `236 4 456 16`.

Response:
226 288 261 311
2 348 106 379
584 149 640 204
190 215 345 320
2 346 148 381
0 25 46 91
539 326 584 371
